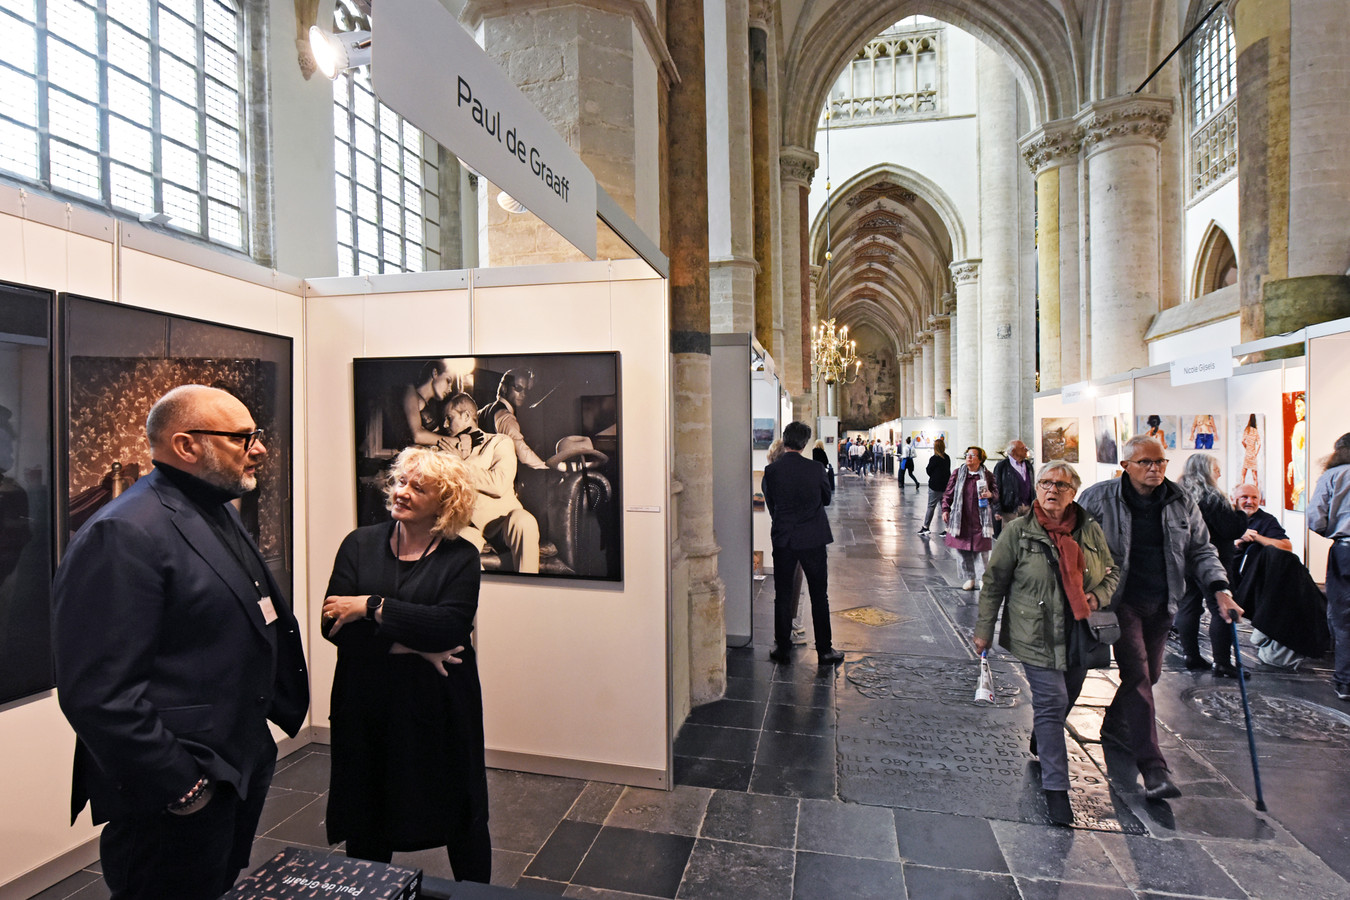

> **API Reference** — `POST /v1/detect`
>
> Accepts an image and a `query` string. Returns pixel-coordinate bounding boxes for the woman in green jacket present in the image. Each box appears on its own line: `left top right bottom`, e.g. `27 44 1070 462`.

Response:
973 460 1119 826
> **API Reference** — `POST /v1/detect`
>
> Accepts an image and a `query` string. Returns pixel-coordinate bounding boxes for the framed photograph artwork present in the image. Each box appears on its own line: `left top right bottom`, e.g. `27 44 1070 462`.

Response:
751 418 775 450
1093 415 1118 465
60 296 294 591
1235 413 1266 504
1182 414 1222 451
0 283 55 705
1283 391 1307 512
353 353 622 582
1040 417 1079 463
1136 414 1179 450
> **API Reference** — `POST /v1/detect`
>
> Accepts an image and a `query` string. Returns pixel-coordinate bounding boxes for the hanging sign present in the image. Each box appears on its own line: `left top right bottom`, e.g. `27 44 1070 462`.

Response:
373 0 598 259
1170 346 1233 386
1060 382 1089 405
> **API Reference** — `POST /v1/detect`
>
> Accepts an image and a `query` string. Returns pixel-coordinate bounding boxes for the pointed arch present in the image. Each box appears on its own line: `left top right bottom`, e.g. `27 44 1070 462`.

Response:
1192 221 1238 299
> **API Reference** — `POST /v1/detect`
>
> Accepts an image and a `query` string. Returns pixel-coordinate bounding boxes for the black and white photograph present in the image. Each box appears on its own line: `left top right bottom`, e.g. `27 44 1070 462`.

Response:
353 353 622 582
0 283 54 705
61 296 294 590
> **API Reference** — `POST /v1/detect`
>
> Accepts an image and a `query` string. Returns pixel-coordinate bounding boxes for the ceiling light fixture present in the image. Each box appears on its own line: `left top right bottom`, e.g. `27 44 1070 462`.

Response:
309 27 371 80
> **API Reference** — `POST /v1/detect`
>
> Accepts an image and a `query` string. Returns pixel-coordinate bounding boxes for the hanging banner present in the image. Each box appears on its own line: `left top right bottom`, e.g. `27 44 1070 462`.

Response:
373 0 598 259
1170 346 1233 386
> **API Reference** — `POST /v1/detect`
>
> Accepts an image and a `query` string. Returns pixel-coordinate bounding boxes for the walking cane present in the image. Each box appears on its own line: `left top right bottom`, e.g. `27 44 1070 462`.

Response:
1228 612 1267 812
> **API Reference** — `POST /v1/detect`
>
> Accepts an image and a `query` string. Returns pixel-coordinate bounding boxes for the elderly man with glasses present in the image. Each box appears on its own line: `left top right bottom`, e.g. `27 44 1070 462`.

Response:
1078 435 1242 801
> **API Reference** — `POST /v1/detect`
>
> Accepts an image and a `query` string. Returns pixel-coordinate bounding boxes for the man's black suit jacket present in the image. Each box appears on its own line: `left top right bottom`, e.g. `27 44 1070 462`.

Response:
762 451 833 549
53 467 309 824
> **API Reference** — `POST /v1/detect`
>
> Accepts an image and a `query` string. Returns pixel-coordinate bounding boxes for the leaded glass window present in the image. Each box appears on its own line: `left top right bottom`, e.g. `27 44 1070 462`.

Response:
0 0 248 250
1189 12 1237 195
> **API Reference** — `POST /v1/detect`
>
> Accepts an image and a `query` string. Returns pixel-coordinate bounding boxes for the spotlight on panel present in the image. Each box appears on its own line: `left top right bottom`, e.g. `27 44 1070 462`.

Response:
309 27 372 80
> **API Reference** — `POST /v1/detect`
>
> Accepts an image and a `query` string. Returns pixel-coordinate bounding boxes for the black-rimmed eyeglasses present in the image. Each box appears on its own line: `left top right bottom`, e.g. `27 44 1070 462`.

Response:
1036 480 1074 493
1123 458 1168 469
187 428 265 452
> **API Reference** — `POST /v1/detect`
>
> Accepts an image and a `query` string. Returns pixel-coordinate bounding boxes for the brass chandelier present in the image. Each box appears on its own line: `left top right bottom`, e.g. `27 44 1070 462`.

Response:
810 107 860 387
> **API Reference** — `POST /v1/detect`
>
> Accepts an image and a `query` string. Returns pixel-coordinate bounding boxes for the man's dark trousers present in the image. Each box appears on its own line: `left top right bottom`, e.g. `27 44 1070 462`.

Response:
773 544 830 651
1106 603 1171 774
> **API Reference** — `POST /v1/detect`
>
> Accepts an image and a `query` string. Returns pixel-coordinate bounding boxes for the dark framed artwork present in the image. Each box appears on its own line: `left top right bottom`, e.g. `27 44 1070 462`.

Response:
60 296 294 590
1040 417 1080 463
353 352 622 582
751 418 774 450
0 283 55 705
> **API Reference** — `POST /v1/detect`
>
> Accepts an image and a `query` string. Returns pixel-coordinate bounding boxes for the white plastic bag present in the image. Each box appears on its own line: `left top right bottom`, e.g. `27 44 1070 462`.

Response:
974 652 995 703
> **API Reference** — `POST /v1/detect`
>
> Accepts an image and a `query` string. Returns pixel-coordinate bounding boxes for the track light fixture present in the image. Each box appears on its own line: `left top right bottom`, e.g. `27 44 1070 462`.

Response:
309 27 372 80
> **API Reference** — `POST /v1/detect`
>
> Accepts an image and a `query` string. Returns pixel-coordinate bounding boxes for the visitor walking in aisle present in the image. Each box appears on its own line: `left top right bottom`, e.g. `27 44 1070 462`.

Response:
1309 432 1350 701
902 436 921 490
918 437 951 535
943 446 997 590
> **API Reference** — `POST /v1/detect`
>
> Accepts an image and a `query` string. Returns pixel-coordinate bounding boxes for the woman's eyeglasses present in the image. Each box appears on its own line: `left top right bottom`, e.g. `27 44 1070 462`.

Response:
1037 479 1074 493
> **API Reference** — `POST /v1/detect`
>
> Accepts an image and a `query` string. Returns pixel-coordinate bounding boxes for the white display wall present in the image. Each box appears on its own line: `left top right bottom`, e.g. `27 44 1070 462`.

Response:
1307 326 1350 581
304 259 672 788
0 195 310 897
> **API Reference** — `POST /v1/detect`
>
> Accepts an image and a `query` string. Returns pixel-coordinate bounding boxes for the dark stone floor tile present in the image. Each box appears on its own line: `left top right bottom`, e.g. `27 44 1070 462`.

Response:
1095 832 1245 897
699 790 799 848
524 819 601 882
268 750 332 793
563 887 667 899
397 845 456 881
1199 840 1350 900
491 847 532 887
567 782 627 824
677 838 794 900
902 864 1019 899
605 785 711 836
791 851 906 900
262 793 333 848
1134 796 1280 841
672 723 759 763
725 649 771 680
892 808 1007 873
988 820 1125 886
571 827 695 899
62 880 111 900
257 786 323 835
1014 877 1136 900
763 701 835 736
515 876 570 894
687 698 767 730
488 770 588 854
748 763 836 800
28 868 103 900
674 755 753 791
754 730 835 770
797 798 898 860
768 679 835 710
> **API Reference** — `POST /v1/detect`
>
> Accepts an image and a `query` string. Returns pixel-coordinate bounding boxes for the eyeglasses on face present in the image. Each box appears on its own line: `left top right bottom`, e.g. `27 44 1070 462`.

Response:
187 428 265 452
1124 458 1168 470
1037 479 1074 493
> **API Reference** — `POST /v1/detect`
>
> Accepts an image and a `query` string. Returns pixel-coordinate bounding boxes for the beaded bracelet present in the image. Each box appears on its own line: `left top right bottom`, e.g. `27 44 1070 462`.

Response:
168 776 210 811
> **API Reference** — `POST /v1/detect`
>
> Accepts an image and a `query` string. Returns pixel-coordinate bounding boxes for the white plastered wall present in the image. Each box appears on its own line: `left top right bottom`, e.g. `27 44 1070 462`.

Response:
1227 360 1304 562
0 195 310 896
304 259 672 787
1308 329 1350 581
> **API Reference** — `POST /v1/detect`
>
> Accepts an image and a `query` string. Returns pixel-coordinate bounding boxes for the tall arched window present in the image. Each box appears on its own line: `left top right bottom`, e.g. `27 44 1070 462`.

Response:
0 0 250 249
1189 10 1237 195
331 0 447 276
827 18 943 125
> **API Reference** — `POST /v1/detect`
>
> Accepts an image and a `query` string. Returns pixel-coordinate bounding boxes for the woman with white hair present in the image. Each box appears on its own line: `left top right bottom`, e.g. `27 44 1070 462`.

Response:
1175 453 1248 675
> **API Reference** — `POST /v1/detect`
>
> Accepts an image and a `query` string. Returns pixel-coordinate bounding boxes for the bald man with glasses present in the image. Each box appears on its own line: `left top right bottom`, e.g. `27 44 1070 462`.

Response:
1078 435 1241 801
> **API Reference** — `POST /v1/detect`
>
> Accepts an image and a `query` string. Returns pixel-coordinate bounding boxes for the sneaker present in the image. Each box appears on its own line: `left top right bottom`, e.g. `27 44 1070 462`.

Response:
917 527 930 535
961 579 976 591
1336 682 1350 701
976 580 984 591
790 628 808 646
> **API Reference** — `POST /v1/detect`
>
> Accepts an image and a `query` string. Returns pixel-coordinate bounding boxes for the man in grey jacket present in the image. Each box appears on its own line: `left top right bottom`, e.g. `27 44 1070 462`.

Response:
1078 435 1242 800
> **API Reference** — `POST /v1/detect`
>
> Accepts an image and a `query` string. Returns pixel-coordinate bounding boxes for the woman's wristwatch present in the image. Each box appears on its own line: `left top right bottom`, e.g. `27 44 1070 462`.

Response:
365 595 384 620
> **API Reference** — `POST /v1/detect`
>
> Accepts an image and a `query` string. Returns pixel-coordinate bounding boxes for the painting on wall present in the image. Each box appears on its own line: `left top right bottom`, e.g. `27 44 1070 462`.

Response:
911 428 946 450
1235 413 1266 504
752 469 765 510
1283 391 1307 512
353 352 622 581
0 283 54 705
61 296 294 592
1182 414 1222 451
839 336 897 430
1041 417 1079 463
1136 414 1179 450
751 418 775 450
1094 415 1118 465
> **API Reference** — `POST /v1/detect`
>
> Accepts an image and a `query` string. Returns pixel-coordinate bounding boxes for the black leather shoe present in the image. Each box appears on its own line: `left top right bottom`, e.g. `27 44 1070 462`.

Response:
818 649 845 666
1184 654 1213 671
1143 768 1182 801
1044 789 1073 826
1213 662 1239 679
1029 732 1038 757
769 647 792 665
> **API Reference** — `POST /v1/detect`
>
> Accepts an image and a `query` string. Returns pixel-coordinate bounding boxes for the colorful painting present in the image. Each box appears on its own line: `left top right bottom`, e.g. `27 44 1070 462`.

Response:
911 428 946 450
1235 413 1265 505
1182 414 1222 451
752 418 775 450
1094 415 1118 464
354 353 622 581
752 469 765 511
1136 414 1179 450
1041 417 1080 463
1283 391 1307 512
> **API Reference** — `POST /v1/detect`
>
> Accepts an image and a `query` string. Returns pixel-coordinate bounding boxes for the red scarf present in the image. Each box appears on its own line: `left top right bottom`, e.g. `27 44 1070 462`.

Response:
1033 501 1092 621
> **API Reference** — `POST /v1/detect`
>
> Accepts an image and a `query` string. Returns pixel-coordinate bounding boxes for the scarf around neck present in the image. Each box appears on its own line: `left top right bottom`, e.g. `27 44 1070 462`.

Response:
1032 500 1092 620
949 464 994 539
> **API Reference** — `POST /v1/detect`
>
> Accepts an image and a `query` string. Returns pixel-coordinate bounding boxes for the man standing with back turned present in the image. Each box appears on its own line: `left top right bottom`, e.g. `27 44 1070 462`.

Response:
53 385 310 900
762 421 843 667
1078 434 1240 800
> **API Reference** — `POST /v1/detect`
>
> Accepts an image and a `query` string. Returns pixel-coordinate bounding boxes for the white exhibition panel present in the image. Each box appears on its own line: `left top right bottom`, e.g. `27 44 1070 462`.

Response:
1134 371 1228 489
1226 361 1303 561
304 260 671 786
0 206 310 893
1308 332 1350 580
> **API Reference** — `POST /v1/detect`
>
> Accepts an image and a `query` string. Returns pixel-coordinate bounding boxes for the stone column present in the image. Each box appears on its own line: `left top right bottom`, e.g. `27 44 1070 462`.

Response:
779 147 818 401
897 351 914 417
918 331 935 417
905 343 921 417
465 0 671 265
1077 96 1173 377
748 24 775 356
931 312 951 416
1019 118 1083 389
951 260 981 452
1233 0 1350 339
707 0 756 335
976 43 1024 453
666 0 725 705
